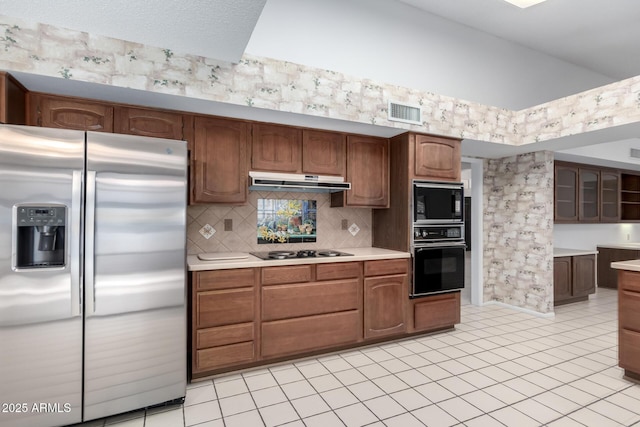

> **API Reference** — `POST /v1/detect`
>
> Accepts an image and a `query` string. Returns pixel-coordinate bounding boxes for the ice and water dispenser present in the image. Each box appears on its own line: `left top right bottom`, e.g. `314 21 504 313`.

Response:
14 205 66 268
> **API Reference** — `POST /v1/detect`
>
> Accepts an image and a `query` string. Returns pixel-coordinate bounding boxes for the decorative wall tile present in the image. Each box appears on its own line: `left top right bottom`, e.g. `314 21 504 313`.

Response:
187 191 372 254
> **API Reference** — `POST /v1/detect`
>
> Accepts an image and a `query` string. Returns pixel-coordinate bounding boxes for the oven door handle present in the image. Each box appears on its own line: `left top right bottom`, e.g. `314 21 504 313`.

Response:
415 242 466 250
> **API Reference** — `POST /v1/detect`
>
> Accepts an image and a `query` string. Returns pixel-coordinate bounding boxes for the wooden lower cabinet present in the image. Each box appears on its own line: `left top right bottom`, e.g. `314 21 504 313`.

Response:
411 292 461 332
363 275 407 339
597 247 640 289
190 258 462 378
618 270 640 380
191 269 257 377
553 254 596 305
262 311 361 358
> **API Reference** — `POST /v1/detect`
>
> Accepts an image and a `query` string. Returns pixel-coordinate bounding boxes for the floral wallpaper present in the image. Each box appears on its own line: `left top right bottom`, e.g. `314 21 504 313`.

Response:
2 14 640 147
483 151 554 314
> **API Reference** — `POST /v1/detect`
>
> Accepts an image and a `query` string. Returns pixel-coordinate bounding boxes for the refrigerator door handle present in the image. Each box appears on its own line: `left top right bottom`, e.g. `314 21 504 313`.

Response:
86 170 97 314
71 170 83 317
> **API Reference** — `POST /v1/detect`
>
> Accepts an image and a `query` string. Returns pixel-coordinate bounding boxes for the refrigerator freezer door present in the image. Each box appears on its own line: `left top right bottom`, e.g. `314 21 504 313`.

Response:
83 132 187 421
0 125 84 427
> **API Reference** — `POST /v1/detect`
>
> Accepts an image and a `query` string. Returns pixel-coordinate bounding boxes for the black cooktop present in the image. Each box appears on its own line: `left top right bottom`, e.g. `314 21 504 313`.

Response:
250 249 354 260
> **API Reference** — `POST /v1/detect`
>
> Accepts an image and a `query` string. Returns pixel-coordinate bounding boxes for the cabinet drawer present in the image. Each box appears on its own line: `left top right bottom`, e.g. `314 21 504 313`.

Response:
364 259 408 277
620 290 640 332
196 323 254 349
619 328 640 373
261 265 312 285
412 292 460 332
196 341 255 372
262 279 360 321
197 269 255 291
619 270 640 293
197 288 254 328
262 310 360 358
316 262 361 281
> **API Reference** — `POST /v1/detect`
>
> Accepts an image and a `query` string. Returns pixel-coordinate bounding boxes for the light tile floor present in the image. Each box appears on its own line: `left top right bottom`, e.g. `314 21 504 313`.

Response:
73 288 640 427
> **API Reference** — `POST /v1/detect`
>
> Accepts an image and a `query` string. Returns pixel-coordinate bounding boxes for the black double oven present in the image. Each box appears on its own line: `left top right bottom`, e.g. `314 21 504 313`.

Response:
411 181 466 298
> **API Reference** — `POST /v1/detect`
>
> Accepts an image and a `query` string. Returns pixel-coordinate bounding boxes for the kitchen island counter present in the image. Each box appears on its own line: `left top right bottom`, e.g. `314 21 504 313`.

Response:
188 247 410 271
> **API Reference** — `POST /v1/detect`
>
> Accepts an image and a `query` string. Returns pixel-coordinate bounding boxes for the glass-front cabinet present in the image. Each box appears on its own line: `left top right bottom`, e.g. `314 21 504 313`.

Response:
554 161 620 223
601 171 620 222
555 164 578 222
579 168 600 222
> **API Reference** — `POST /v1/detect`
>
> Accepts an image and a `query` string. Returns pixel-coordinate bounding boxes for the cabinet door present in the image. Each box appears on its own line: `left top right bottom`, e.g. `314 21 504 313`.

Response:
115 107 184 139
35 95 114 132
0 72 27 125
572 254 595 297
363 275 407 339
598 248 640 289
554 164 578 222
344 135 389 208
193 116 248 204
553 257 572 303
413 134 461 180
579 168 600 221
600 171 620 222
251 123 301 172
302 129 346 176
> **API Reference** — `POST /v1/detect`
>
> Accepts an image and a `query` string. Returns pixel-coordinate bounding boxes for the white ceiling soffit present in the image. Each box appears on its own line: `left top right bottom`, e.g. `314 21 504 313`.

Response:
0 0 267 63
395 0 640 80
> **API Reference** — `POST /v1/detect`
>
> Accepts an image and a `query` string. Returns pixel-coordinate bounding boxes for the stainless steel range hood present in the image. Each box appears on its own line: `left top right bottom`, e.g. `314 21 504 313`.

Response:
249 171 351 193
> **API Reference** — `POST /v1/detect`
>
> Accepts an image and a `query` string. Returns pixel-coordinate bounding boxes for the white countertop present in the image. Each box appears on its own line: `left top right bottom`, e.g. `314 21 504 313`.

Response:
611 259 640 271
187 247 411 271
596 243 640 250
554 248 599 257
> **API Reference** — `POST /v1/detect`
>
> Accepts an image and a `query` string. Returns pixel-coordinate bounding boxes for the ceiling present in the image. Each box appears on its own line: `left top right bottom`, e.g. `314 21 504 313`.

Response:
2 0 640 163
0 0 267 63
396 0 640 81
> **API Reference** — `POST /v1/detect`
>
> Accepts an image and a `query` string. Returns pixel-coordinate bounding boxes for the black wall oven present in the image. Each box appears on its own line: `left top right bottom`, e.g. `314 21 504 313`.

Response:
411 224 465 297
413 180 464 223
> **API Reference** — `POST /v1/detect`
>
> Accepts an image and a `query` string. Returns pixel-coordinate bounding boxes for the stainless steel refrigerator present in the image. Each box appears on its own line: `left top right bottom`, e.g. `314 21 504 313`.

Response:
0 124 187 427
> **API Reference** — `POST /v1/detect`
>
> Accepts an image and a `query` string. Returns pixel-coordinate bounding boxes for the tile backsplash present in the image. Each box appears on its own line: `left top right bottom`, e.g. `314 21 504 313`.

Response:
187 191 372 254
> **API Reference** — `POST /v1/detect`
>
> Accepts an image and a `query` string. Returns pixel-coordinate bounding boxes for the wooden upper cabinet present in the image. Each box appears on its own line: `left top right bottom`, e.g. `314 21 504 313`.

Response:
251 123 301 172
193 116 248 204
302 129 346 176
578 167 600 222
554 164 579 222
32 94 114 132
412 134 461 181
0 72 27 125
115 107 184 140
332 135 389 208
600 170 620 222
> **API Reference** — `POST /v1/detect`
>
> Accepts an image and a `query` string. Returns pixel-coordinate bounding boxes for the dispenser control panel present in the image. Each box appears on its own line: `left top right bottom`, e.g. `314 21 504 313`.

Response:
17 206 66 226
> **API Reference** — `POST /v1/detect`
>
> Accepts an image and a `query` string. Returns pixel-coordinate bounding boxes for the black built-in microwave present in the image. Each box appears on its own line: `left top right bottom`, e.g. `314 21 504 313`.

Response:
413 181 464 223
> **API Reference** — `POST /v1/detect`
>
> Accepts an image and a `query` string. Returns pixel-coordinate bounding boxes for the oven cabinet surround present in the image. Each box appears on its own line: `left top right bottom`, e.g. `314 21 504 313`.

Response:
610 261 640 382
597 244 640 289
188 249 461 378
372 132 462 253
553 248 597 306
